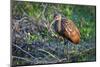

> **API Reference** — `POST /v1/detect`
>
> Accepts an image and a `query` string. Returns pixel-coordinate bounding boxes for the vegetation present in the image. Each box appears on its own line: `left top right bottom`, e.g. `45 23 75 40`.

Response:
11 1 96 66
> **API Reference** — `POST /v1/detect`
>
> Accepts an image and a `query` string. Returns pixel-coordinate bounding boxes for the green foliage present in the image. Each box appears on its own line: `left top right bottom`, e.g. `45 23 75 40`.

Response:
12 2 96 42
26 33 40 44
12 1 96 65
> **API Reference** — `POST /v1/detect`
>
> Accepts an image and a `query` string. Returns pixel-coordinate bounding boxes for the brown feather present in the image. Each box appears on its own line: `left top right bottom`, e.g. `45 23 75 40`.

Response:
53 14 80 44
62 19 80 44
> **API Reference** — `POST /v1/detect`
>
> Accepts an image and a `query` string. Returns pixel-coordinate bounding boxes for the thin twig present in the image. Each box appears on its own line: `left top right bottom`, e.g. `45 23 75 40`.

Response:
37 3 48 20
16 17 28 23
41 3 48 20
12 44 35 59
12 56 34 63
38 48 60 61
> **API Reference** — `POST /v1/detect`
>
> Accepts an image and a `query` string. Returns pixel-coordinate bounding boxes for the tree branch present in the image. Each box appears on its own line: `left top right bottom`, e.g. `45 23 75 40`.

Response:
12 44 35 59
12 56 34 63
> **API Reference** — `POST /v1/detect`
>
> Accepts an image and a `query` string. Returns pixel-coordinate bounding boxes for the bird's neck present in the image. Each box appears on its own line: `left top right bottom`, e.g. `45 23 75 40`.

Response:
58 19 61 32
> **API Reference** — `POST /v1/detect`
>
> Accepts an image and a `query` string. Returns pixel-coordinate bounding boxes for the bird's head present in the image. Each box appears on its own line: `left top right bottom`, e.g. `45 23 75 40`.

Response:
54 13 62 21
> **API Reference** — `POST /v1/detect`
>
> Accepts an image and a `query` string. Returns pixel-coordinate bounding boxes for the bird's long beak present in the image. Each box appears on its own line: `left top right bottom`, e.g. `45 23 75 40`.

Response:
50 19 56 27
48 20 55 32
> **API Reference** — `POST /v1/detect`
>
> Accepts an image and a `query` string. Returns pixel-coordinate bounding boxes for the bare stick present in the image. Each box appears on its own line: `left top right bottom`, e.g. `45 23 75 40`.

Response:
38 48 60 61
37 3 48 20
12 56 34 63
12 44 35 59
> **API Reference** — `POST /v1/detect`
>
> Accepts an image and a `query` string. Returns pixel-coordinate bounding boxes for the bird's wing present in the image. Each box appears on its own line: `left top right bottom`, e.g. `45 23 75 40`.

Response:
62 20 72 37
67 19 80 36
63 19 80 38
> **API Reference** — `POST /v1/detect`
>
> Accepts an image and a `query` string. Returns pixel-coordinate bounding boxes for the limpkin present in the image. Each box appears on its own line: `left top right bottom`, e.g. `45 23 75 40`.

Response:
51 13 80 44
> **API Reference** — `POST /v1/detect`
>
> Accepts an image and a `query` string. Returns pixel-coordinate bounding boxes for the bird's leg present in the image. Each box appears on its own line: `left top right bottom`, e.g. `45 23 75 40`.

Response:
64 39 69 62
64 39 70 62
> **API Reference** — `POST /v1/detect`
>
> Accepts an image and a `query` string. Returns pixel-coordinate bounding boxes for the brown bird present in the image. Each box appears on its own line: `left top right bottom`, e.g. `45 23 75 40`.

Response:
52 13 80 44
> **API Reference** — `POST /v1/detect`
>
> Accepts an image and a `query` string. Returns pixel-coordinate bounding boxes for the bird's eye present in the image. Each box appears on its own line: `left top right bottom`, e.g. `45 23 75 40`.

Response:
55 16 59 20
